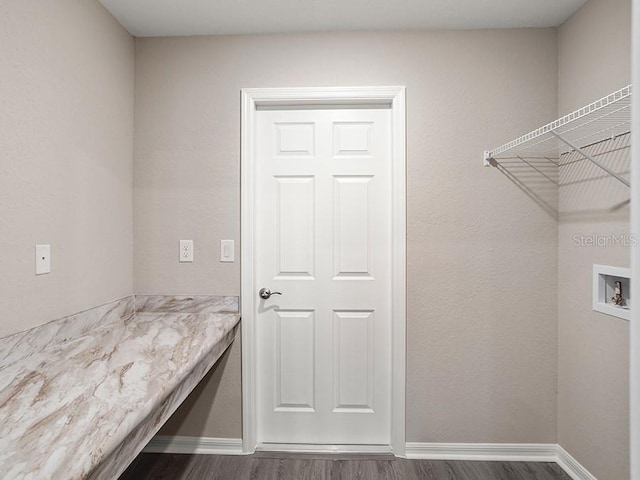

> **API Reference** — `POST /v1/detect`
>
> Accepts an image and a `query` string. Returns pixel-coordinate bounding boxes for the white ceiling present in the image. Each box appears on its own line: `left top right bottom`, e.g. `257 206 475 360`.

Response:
99 0 589 37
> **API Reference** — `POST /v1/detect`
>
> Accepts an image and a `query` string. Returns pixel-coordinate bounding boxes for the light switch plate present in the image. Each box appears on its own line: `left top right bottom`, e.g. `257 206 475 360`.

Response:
220 240 234 262
35 244 51 275
179 240 193 262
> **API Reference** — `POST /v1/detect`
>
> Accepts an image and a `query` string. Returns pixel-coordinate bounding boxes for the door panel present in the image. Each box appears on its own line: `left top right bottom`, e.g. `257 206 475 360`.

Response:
333 176 374 279
275 176 315 278
256 107 392 445
275 310 315 412
275 122 315 157
333 310 375 412
333 122 373 157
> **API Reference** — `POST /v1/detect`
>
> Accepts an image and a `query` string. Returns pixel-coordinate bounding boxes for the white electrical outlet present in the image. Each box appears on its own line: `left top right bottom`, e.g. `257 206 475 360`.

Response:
179 240 193 262
220 240 234 262
35 244 51 275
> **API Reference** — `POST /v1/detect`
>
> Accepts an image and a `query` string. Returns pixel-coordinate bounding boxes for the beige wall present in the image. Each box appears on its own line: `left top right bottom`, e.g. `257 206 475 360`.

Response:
136 29 559 442
557 0 631 479
3 0 632 464
0 1 135 338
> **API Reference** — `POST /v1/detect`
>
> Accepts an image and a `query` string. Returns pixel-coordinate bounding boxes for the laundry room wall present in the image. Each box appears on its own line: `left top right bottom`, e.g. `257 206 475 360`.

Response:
557 0 631 478
134 28 559 443
0 0 135 337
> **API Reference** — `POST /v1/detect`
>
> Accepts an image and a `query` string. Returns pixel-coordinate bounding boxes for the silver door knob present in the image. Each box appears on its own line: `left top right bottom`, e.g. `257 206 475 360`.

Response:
259 287 282 299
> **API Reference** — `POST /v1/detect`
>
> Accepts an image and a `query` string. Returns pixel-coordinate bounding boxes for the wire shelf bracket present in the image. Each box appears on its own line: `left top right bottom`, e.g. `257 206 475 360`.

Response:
549 130 630 188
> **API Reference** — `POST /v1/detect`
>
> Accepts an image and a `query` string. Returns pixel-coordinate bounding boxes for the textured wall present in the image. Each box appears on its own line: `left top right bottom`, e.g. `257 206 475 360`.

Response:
136 29 559 442
557 1 632 479
0 1 135 337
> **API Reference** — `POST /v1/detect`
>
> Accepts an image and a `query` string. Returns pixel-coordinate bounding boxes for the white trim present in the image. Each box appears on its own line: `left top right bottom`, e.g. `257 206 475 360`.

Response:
405 442 557 462
240 86 407 455
390 86 407 458
241 87 258 455
143 437 598 480
405 443 598 480
631 2 640 479
556 446 598 480
257 443 393 455
242 86 406 108
143 436 244 455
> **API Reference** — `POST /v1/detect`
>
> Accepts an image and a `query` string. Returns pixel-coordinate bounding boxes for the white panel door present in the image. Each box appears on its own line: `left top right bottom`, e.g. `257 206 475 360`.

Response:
255 107 392 445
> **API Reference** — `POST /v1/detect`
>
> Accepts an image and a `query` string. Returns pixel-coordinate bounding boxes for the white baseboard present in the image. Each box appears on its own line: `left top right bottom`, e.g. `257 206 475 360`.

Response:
143 436 244 455
257 443 393 455
405 442 558 462
143 437 597 480
556 446 598 480
406 442 597 480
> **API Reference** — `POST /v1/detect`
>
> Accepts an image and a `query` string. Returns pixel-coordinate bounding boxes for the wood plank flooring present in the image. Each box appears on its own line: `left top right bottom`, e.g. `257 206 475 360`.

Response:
119 453 572 480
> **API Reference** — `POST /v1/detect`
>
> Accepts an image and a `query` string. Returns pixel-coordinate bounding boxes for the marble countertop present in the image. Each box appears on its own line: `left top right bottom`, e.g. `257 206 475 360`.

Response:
0 296 240 480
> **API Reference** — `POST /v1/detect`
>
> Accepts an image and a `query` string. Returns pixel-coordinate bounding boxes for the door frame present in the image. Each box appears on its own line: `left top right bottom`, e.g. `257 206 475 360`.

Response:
240 86 406 456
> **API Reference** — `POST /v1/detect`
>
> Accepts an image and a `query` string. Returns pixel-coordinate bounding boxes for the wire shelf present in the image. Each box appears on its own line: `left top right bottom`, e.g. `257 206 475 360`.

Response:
484 85 632 220
485 85 632 163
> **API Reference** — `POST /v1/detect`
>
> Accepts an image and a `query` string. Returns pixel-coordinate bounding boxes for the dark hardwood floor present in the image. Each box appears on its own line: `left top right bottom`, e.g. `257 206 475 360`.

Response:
119 453 572 479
